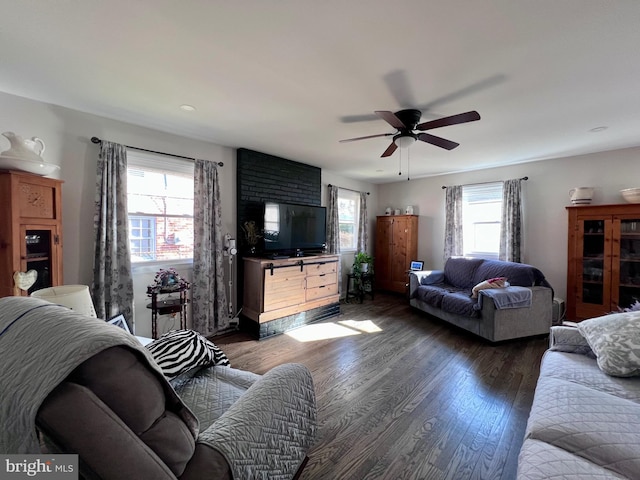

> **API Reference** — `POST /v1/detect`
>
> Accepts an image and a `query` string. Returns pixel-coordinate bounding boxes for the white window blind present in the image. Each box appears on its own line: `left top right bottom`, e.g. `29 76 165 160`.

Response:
462 182 503 259
127 150 195 263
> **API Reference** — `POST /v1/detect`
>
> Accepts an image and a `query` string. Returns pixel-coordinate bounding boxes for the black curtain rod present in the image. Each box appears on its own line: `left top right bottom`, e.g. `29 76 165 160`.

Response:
328 184 370 195
441 176 528 189
91 136 223 166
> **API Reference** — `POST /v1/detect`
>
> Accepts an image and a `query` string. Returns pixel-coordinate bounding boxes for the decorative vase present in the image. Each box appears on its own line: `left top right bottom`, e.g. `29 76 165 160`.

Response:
569 187 594 205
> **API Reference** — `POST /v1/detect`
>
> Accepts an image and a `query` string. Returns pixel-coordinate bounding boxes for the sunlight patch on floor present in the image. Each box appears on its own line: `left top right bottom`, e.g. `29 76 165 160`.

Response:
285 319 382 342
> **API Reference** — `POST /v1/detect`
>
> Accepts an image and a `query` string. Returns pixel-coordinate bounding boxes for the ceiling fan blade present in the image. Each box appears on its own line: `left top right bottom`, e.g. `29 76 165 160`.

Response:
381 142 398 157
375 111 407 129
383 69 416 109
416 110 481 131
417 132 460 150
339 133 394 143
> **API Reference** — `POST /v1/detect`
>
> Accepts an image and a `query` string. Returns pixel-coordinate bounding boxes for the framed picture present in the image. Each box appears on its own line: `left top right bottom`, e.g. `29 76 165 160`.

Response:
410 260 424 271
108 314 131 334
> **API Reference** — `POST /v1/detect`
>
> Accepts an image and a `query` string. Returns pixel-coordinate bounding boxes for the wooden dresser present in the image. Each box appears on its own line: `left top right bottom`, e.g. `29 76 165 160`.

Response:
242 254 339 333
374 215 418 293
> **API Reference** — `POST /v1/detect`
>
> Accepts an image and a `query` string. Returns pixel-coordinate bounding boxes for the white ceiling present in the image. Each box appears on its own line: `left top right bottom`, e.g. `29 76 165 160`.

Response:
2 0 640 183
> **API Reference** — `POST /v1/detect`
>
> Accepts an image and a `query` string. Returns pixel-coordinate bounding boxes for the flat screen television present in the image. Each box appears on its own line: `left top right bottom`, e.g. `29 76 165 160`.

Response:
263 201 326 254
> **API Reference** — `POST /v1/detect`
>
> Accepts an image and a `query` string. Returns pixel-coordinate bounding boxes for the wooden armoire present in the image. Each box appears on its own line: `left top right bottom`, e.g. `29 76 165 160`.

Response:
566 203 640 320
0 170 63 297
374 215 418 293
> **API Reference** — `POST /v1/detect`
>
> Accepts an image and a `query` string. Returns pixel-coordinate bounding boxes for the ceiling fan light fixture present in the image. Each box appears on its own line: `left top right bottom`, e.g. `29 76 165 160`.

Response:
394 134 417 149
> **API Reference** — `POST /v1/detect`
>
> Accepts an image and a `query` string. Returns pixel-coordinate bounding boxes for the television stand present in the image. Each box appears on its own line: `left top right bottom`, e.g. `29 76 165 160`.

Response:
242 254 340 338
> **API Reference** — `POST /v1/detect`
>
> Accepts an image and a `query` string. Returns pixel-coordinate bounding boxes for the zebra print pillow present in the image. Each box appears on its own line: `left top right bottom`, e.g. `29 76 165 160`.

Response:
146 329 230 379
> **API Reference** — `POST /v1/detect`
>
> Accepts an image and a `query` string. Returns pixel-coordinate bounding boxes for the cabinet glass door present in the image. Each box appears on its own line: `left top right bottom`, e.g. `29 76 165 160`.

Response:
578 219 609 309
615 218 640 310
20 226 60 295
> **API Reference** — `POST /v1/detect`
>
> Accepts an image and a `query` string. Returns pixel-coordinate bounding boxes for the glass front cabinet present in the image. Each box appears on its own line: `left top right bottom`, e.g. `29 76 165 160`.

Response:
0 171 63 297
567 204 640 320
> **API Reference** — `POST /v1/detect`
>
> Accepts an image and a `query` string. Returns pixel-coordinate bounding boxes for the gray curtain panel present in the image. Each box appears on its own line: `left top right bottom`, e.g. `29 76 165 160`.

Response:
443 185 463 260
327 185 340 255
92 141 134 331
499 178 523 262
357 192 369 253
192 159 229 336
326 185 342 294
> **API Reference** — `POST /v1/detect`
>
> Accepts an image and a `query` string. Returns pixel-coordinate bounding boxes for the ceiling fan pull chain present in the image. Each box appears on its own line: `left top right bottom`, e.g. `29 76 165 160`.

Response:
398 149 402 176
407 148 411 181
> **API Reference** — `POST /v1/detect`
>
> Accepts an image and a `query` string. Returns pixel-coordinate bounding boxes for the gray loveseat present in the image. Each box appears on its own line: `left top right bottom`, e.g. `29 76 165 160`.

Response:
0 297 316 479
517 325 640 479
409 257 553 342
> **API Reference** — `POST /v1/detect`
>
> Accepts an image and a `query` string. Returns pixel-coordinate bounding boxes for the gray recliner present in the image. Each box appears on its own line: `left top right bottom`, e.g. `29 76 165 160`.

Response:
0 297 317 479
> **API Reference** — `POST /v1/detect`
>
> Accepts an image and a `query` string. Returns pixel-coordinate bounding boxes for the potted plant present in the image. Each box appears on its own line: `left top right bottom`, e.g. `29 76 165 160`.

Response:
352 251 374 276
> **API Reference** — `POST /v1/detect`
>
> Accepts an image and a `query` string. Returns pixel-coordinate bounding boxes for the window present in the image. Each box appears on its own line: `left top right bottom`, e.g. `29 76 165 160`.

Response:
462 182 503 259
127 151 194 263
338 189 360 251
129 216 156 260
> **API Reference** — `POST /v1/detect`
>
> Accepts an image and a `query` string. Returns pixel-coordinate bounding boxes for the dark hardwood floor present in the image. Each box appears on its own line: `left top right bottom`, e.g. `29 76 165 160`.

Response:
216 293 548 480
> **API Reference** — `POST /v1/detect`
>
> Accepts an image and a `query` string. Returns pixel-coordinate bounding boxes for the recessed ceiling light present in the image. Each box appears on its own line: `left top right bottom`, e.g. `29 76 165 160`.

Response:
589 126 608 132
180 104 196 112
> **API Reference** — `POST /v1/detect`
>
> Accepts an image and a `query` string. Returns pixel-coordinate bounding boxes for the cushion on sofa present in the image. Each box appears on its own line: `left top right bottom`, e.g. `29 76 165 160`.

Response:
524 372 640 479
518 438 629 479
443 257 485 288
53 346 197 477
441 291 479 317
577 311 640 377
146 329 230 379
472 259 550 288
413 284 448 308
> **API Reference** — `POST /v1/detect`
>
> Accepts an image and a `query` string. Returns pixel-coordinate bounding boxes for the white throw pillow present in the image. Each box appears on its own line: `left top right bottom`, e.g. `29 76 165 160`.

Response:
577 311 640 377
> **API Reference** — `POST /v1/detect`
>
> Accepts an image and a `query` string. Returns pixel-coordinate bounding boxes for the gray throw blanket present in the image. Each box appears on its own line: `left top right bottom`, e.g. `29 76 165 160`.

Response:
198 363 317 480
0 296 198 454
476 286 533 310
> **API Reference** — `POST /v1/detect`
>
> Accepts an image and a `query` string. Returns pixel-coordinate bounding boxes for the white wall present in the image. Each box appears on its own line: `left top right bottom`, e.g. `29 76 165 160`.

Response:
376 147 640 301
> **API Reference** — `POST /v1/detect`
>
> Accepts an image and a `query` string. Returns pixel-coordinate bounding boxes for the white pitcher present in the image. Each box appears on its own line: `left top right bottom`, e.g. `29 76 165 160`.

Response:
1 132 46 160
569 187 594 204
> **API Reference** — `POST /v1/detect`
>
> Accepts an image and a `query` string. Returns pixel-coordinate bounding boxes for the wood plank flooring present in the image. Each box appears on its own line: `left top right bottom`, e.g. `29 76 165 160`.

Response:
216 293 548 480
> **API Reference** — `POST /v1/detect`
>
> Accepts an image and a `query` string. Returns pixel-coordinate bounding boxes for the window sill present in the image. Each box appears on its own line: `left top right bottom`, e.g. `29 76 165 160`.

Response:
131 259 193 274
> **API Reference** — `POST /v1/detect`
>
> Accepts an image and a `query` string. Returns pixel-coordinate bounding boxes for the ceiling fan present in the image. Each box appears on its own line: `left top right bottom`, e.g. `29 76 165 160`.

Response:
339 109 481 157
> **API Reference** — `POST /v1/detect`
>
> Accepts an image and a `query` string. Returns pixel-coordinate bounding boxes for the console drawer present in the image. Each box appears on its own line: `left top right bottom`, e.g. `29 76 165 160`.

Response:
306 271 337 288
306 282 339 301
305 261 337 276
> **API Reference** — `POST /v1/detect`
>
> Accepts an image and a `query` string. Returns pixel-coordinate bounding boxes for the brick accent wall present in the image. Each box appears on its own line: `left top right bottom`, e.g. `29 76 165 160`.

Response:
236 148 321 255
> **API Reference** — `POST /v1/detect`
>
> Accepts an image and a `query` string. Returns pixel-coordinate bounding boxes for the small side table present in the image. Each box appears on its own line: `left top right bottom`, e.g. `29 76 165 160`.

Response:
146 285 190 339
346 273 375 303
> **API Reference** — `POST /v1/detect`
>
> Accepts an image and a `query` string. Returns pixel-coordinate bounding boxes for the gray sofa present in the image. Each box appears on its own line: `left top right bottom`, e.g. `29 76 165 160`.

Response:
0 297 316 479
409 257 553 342
517 326 640 479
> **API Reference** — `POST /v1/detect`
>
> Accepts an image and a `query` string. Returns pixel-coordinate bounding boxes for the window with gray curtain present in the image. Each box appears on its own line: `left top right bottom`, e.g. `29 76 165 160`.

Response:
92 141 134 330
443 179 524 262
